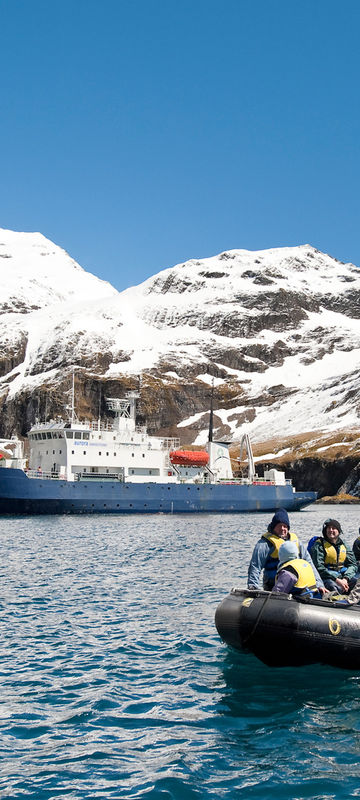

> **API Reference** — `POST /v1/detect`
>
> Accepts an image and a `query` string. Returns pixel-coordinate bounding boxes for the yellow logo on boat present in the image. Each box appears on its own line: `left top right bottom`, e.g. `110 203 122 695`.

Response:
242 598 253 607
329 618 341 635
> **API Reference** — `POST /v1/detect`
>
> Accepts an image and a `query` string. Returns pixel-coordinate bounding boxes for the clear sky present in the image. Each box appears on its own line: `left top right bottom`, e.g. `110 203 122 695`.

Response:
1 0 360 291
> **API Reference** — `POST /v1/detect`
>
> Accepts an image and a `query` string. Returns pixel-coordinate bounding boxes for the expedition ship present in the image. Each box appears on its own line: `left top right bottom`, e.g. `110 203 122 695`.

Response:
0 392 316 515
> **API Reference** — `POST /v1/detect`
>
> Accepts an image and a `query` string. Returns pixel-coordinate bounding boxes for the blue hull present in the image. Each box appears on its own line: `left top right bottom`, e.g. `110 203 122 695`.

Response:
0 469 316 514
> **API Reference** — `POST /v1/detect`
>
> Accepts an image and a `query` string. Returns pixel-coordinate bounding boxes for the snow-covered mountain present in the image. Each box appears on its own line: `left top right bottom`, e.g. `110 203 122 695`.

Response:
1 227 360 449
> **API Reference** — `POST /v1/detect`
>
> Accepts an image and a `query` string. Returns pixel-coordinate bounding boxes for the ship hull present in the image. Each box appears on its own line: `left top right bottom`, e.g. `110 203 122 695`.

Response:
0 469 316 515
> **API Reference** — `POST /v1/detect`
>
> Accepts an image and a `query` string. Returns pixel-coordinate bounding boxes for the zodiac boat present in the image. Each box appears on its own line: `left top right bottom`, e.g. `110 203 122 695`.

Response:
215 588 360 669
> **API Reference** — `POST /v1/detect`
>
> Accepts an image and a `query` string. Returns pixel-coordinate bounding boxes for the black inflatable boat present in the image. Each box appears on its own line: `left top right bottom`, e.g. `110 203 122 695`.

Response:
215 588 360 669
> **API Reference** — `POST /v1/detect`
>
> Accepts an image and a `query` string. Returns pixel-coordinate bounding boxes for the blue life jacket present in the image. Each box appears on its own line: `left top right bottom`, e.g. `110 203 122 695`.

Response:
307 535 319 553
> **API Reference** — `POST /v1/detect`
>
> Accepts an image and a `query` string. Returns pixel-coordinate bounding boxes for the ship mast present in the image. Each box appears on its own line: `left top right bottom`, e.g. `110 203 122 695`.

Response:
65 369 77 425
208 379 214 443
70 371 75 425
239 433 255 482
98 384 102 431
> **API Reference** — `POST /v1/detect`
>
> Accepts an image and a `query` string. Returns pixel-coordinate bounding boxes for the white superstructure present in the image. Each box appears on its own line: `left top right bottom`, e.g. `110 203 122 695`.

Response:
23 391 237 484
27 393 181 483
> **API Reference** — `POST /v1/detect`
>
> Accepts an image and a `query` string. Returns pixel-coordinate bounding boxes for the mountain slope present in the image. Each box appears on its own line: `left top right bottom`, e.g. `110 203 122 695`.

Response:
0 229 360 451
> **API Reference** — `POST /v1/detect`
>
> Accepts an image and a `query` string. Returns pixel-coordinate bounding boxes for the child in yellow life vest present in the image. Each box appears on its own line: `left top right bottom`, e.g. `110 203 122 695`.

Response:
272 540 321 598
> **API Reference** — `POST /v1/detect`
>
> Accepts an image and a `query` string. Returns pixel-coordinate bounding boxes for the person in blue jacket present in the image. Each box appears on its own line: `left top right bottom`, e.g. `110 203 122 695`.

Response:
247 508 325 593
272 540 322 598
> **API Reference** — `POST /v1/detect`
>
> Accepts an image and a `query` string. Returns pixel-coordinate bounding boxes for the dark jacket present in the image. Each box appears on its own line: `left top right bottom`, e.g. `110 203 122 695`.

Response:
310 536 358 583
353 536 360 563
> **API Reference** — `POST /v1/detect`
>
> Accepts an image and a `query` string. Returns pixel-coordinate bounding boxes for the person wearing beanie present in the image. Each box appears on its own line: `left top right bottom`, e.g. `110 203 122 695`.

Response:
269 509 290 530
352 527 360 567
247 508 325 592
309 519 358 593
272 540 320 597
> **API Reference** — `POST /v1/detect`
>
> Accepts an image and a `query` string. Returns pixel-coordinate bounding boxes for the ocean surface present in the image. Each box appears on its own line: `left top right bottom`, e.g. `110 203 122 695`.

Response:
1 505 360 800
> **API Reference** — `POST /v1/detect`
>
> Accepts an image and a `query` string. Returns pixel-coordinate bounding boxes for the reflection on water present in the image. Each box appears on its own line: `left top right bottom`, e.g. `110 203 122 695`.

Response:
0 506 359 798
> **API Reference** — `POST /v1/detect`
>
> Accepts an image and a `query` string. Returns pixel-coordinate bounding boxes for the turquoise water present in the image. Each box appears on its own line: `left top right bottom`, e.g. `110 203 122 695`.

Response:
0 505 359 799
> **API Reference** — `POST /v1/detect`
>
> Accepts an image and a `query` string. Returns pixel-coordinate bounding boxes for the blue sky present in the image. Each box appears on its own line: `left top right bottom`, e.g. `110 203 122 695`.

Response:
1 0 360 291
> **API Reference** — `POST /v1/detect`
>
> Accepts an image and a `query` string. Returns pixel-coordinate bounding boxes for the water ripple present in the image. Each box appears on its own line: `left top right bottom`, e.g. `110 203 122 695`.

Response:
0 507 360 798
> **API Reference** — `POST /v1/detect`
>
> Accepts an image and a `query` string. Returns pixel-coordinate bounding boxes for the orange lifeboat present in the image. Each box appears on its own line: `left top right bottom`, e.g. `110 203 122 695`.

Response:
170 449 209 467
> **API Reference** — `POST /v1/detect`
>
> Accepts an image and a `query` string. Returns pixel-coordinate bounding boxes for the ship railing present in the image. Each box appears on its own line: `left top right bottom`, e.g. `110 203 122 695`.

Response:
218 477 293 486
75 472 124 481
162 438 180 450
87 421 148 432
88 420 117 431
26 469 62 480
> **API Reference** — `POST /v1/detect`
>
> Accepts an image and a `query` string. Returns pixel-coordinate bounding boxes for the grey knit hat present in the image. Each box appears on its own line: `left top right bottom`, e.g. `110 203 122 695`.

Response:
278 540 298 564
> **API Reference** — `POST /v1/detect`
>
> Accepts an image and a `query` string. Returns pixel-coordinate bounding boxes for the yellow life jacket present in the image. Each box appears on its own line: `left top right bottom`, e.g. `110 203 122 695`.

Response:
277 557 317 591
261 531 300 585
323 540 346 568
262 530 299 559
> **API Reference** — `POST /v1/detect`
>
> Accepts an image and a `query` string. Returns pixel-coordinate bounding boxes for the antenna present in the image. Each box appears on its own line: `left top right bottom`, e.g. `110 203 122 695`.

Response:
63 368 79 423
98 384 102 430
208 378 214 443
71 370 75 425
